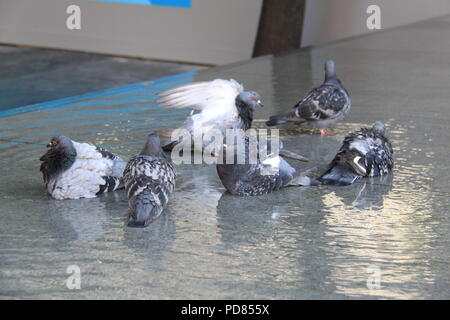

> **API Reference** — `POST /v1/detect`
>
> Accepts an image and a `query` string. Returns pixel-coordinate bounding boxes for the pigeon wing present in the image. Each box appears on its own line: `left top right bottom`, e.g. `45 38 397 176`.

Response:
96 146 126 177
156 79 244 113
124 156 176 206
296 85 348 121
336 127 394 177
365 135 394 177
234 164 287 196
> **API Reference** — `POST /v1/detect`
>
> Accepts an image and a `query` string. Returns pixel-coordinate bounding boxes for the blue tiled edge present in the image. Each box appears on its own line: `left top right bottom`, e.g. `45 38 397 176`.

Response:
0 71 197 118
89 0 191 8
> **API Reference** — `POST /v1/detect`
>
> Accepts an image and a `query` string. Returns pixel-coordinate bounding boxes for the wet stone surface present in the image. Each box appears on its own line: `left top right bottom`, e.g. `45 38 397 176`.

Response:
1 16 450 299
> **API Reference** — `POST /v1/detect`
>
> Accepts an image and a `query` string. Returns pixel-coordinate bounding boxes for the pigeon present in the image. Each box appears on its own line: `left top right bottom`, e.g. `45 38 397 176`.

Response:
216 134 315 196
123 133 176 227
156 79 263 153
39 136 126 200
318 122 394 186
266 60 351 135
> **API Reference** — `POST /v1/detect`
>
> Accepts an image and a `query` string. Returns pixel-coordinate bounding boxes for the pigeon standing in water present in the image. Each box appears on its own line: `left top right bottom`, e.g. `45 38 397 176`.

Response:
266 60 351 135
39 136 126 200
318 122 394 185
124 133 176 227
156 79 263 152
216 135 315 196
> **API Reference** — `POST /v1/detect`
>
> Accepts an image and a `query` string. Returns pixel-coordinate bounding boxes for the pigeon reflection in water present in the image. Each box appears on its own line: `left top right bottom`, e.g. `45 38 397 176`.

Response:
330 174 394 210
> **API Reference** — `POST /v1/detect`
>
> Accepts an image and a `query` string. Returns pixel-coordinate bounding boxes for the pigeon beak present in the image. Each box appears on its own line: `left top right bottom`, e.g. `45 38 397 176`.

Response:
257 100 263 107
46 143 52 148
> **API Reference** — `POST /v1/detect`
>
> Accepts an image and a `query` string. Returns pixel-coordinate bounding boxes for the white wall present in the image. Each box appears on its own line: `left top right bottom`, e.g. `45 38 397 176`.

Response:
0 0 262 65
302 0 450 47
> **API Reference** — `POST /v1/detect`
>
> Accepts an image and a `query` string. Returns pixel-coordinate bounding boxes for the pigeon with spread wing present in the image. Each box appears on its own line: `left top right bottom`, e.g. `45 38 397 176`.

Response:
156 79 263 152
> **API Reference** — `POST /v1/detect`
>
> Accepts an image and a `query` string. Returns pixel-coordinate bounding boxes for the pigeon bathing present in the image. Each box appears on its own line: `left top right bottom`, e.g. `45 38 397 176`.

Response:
39 136 126 200
216 134 315 196
266 60 351 135
36 63 395 226
123 133 176 227
318 122 394 186
155 79 263 153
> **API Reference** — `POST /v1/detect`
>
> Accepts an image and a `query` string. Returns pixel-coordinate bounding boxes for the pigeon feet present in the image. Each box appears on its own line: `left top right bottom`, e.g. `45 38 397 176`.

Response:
319 129 333 136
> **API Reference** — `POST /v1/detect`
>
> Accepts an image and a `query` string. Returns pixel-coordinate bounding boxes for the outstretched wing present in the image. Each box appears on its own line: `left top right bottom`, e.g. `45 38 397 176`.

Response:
156 79 244 114
295 84 348 121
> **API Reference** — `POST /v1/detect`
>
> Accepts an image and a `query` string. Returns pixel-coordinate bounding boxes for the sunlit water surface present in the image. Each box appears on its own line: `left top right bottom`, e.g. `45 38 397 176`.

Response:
1 38 450 299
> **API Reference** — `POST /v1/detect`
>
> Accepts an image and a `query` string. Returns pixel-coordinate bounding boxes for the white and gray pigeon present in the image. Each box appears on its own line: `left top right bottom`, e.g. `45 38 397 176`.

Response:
318 122 394 186
39 136 126 200
216 135 315 196
124 133 176 227
156 79 263 152
266 60 351 135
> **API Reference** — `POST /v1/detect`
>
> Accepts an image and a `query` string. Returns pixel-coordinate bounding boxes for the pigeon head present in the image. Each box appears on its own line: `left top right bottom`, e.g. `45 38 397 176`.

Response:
235 91 263 130
324 59 346 89
237 91 263 109
47 135 72 150
40 136 77 181
324 59 343 85
140 133 163 157
372 121 385 136
46 136 77 163
324 59 336 78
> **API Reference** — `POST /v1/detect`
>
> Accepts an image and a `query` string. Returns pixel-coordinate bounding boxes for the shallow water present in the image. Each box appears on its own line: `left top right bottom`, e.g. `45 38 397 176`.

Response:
1 19 450 299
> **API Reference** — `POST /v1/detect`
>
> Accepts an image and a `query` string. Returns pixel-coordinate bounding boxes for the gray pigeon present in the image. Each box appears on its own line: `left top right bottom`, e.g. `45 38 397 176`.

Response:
266 60 351 135
39 136 126 200
124 133 176 227
156 79 263 152
318 122 394 185
216 135 315 196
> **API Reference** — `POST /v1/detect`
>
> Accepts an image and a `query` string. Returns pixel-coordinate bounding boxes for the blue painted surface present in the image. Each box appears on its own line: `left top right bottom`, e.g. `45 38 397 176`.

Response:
90 0 191 8
0 71 195 149
0 71 196 118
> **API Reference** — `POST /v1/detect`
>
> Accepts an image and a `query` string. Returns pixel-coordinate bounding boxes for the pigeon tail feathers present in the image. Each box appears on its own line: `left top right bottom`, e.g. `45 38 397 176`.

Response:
97 176 124 195
266 112 307 127
318 164 362 186
266 118 288 126
279 149 309 162
288 164 321 186
128 191 162 228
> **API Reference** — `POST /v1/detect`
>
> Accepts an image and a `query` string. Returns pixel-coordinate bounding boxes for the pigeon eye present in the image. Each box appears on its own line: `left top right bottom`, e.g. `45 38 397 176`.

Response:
52 141 58 146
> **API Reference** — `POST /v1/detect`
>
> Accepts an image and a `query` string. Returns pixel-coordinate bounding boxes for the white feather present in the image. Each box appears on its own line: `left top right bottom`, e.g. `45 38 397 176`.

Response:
352 156 367 175
262 154 280 167
157 79 244 127
48 141 120 200
349 139 370 155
